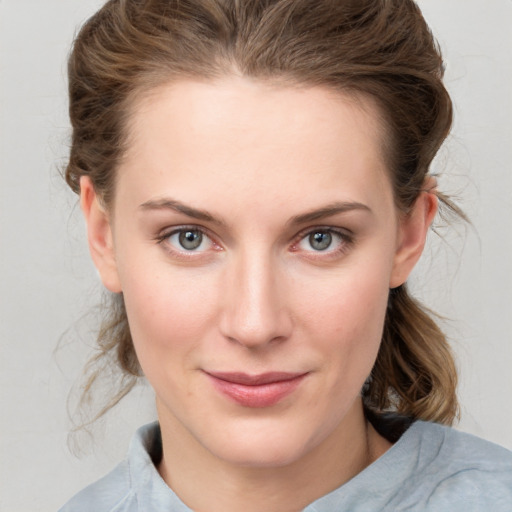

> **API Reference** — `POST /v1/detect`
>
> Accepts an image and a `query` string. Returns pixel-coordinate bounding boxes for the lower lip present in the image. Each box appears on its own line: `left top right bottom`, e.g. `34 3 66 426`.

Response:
206 374 307 408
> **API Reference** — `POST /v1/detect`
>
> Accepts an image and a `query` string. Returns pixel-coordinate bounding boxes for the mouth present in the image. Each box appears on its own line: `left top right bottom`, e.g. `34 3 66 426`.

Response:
204 371 308 408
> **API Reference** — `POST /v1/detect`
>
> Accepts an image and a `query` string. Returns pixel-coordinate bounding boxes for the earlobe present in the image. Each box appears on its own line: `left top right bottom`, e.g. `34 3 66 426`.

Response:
80 176 122 293
389 186 438 289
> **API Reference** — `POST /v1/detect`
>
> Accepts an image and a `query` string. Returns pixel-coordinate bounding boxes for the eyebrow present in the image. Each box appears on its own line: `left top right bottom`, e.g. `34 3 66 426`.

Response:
139 197 371 226
288 201 372 226
139 198 225 225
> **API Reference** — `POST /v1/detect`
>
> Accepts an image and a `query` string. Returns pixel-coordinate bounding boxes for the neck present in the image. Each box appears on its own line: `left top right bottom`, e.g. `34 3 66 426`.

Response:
157 400 391 512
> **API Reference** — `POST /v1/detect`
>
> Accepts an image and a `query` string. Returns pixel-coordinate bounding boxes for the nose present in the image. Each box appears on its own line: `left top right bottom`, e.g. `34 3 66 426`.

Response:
219 250 293 349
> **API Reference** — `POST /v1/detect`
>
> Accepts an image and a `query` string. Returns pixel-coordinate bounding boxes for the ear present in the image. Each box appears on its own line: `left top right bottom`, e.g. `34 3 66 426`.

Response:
80 176 122 293
389 181 438 289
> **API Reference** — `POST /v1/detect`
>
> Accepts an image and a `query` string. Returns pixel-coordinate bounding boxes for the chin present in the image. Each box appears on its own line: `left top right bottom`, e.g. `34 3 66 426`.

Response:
215 437 310 468
198 415 333 469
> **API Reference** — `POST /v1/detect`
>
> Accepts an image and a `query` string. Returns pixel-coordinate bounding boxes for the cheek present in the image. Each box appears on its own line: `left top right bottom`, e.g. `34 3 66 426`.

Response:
119 266 220 374
302 260 390 332
298 263 390 380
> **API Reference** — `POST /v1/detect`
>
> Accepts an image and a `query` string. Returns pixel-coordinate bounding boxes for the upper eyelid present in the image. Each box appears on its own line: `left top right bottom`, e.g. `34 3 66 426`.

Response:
156 224 212 240
156 225 216 249
292 225 353 242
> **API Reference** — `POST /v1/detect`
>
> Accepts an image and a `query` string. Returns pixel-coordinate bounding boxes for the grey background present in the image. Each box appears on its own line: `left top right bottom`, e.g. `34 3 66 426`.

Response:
1 1 511 510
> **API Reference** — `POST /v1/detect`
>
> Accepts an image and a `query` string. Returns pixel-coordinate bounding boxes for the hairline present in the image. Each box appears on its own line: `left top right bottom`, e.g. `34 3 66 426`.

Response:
105 71 398 213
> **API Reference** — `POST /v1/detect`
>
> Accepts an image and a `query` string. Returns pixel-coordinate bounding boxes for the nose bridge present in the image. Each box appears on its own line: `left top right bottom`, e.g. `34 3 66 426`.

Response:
220 244 290 348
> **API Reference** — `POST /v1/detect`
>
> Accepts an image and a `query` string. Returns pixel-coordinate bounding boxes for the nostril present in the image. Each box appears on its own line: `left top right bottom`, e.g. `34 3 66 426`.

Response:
225 332 288 349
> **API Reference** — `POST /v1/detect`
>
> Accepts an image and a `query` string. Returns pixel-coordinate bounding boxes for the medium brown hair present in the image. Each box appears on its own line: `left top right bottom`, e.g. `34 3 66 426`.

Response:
67 0 459 425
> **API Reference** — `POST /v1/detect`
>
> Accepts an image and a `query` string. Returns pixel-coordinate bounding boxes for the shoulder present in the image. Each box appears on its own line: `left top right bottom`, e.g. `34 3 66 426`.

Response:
58 460 135 512
414 420 512 472
398 421 512 509
58 422 162 512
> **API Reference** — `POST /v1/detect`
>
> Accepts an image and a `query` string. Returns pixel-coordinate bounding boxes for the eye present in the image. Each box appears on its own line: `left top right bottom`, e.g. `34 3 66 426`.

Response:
175 229 204 250
308 231 333 251
159 227 216 253
294 228 352 255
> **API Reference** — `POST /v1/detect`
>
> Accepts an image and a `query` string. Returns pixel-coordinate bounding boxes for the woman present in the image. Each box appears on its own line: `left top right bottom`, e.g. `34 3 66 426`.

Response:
59 0 512 510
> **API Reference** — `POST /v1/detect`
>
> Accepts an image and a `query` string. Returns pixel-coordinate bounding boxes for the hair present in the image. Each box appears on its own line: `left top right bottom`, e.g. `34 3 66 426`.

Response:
66 0 460 427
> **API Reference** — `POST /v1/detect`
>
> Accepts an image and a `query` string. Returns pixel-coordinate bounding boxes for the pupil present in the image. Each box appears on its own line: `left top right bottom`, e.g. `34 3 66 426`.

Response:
310 231 332 251
179 230 202 250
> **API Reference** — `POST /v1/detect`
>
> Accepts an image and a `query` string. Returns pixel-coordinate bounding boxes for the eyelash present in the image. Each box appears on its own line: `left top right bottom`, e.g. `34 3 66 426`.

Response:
155 225 221 260
155 225 354 260
290 227 354 260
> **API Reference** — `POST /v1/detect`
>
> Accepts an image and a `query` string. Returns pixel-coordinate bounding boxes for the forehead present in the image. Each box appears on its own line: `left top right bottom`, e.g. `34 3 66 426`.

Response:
118 77 394 217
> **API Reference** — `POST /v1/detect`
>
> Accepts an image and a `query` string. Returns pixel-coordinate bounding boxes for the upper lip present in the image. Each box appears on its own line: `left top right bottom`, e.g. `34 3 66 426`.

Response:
205 371 307 386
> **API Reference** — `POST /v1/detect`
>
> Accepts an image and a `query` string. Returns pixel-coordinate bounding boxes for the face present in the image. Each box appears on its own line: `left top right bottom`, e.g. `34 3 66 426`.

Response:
83 77 434 468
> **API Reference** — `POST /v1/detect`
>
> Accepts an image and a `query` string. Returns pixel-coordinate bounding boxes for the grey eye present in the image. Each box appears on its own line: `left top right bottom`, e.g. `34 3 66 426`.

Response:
178 230 203 250
309 231 332 251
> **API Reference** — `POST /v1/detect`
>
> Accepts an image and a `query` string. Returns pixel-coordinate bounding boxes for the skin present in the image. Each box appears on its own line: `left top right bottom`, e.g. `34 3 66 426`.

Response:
81 77 437 512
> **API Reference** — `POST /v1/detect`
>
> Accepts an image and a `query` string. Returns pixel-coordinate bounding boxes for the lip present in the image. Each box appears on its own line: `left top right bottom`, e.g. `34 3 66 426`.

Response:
204 371 308 408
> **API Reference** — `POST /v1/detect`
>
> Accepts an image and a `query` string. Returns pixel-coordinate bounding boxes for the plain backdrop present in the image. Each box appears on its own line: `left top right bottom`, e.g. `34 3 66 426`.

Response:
1 1 511 510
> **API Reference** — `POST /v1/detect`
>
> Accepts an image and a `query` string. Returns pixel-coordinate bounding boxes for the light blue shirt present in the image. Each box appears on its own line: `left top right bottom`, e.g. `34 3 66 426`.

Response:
59 420 512 511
